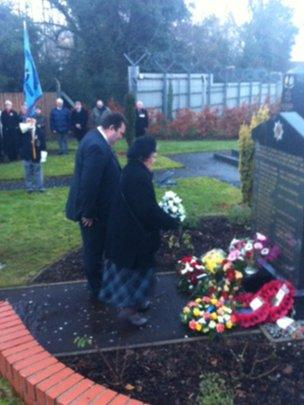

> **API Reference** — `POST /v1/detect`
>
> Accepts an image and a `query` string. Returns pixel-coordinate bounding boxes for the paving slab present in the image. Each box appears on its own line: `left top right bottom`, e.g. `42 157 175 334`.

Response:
155 152 240 187
0 274 260 357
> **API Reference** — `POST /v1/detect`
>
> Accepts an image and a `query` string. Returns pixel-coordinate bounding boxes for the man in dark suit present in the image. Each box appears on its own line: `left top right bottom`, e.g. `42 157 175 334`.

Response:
66 112 126 299
135 100 149 138
70 101 88 142
1 100 20 161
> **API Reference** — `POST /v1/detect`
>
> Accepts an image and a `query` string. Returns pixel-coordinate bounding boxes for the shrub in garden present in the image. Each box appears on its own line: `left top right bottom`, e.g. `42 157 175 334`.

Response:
238 105 269 205
148 103 276 140
227 204 252 227
220 104 256 138
107 97 124 113
168 109 198 138
196 107 220 138
147 108 167 138
124 93 136 146
167 80 174 121
196 372 234 405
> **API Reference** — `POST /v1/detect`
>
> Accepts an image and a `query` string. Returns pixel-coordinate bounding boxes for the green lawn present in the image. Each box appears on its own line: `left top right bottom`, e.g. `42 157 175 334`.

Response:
0 377 23 404
47 138 238 155
0 153 182 182
115 139 238 155
0 178 241 287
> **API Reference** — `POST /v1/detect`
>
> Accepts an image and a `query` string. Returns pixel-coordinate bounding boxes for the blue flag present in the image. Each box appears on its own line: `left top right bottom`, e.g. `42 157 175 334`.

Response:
23 21 43 116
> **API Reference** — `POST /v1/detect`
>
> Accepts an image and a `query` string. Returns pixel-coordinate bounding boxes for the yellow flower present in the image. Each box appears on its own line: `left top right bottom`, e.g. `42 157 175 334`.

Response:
183 307 190 314
193 308 200 317
235 271 243 280
195 298 202 304
195 323 202 332
226 321 234 329
210 298 218 305
211 313 218 321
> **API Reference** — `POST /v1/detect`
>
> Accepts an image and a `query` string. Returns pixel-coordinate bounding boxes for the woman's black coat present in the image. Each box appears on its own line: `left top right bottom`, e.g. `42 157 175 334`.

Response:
106 160 178 269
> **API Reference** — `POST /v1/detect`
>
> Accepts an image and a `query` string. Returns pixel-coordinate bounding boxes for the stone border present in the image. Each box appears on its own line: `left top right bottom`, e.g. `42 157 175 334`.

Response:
0 301 146 405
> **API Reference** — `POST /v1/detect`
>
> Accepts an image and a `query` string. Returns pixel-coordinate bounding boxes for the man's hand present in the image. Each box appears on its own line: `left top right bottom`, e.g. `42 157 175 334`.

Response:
53 130 57 134
76 124 81 129
81 217 94 227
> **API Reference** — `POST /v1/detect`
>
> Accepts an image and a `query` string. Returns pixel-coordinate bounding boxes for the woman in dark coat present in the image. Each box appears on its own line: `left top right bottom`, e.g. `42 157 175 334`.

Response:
101 135 179 326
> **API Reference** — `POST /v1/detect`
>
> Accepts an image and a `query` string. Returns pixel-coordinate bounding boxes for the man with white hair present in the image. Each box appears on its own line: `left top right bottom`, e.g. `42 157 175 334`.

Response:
135 100 149 138
0 100 20 161
90 99 111 128
50 97 70 154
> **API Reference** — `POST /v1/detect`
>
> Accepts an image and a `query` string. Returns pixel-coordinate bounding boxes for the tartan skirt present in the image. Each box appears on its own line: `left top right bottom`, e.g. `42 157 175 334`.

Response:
99 261 155 308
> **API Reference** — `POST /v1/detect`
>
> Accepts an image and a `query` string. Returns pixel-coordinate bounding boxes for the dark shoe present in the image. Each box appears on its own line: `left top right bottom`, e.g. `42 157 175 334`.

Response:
138 300 151 312
27 189 34 194
38 188 45 193
128 312 148 327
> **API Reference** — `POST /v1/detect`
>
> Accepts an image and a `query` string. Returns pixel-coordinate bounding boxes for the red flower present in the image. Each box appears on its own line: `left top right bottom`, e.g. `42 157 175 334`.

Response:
226 269 235 282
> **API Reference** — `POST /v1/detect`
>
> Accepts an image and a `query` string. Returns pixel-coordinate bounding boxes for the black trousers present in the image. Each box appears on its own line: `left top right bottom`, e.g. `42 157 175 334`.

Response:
80 221 106 298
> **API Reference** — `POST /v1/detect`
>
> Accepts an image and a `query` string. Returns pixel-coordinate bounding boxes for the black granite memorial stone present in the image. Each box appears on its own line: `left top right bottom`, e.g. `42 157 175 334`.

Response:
252 112 304 291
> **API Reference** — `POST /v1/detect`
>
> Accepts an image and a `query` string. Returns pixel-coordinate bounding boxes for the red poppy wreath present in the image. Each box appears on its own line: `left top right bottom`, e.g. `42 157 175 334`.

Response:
234 292 271 328
234 280 295 328
258 280 295 322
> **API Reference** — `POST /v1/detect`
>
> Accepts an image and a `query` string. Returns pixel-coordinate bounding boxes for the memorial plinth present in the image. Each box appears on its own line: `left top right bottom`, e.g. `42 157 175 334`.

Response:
252 112 304 292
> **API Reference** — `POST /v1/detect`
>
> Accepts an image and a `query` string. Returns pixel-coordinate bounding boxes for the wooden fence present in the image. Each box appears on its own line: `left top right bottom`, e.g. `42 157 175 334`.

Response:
0 92 57 137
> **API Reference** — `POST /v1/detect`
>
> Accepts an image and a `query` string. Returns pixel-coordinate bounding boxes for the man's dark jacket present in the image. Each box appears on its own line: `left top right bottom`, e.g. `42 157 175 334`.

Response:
50 107 70 133
106 160 178 269
135 108 149 137
1 109 20 160
71 108 88 140
66 129 121 225
20 128 46 163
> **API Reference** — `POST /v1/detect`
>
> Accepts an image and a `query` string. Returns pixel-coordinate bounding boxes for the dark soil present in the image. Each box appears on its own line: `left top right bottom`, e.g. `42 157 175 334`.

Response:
33 217 249 283
33 217 304 404
64 334 304 405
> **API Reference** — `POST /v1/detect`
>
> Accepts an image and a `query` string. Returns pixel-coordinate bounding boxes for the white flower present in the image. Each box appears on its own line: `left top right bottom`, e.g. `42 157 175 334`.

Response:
209 321 216 329
244 242 253 251
253 242 263 250
165 191 176 199
261 248 270 256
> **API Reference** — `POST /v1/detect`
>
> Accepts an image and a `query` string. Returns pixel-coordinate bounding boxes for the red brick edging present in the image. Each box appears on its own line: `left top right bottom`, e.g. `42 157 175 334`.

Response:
0 301 146 404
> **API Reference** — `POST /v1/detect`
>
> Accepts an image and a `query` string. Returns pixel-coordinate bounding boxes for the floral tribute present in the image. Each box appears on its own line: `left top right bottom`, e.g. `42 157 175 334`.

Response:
181 296 237 334
227 232 280 271
194 259 243 300
178 232 296 335
177 256 207 293
177 251 243 298
201 249 227 273
233 280 295 328
159 191 186 222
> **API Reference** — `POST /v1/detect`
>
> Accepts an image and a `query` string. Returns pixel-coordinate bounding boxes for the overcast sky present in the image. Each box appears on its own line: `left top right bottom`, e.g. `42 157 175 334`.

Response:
187 0 304 61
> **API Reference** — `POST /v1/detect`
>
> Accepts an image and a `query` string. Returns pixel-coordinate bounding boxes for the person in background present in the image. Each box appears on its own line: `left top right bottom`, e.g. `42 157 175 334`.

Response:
135 100 149 138
1 100 20 161
66 112 126 301
33 106 46 141
101 136 179 326
71 101 88 142
19 104 28 123
90 99 111 128
50 98 70 155
19 117 47 193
